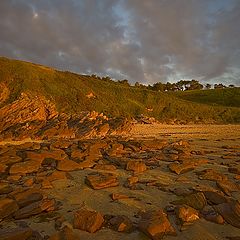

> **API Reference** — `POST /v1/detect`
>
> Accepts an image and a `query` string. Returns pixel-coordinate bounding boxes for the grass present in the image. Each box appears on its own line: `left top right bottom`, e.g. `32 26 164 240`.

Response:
174 88 240 107
0 56 240 123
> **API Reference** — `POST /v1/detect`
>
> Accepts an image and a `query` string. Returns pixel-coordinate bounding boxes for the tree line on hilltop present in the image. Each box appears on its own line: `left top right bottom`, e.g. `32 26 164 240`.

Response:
89 74 236 92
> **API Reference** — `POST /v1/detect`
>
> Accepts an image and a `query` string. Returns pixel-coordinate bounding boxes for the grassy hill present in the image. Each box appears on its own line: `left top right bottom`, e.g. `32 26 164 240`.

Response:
0 56 240 123
174 88 240 108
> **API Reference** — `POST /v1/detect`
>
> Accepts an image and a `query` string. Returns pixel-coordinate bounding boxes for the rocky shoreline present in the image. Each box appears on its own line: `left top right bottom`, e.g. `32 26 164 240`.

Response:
0 131 240 239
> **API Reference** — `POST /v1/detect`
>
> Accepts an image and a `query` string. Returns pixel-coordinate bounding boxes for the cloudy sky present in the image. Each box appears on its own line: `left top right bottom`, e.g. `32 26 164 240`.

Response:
0 0 240 85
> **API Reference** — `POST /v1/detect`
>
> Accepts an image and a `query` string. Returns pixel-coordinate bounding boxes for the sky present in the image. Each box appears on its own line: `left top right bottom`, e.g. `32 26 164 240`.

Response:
0 0 240 86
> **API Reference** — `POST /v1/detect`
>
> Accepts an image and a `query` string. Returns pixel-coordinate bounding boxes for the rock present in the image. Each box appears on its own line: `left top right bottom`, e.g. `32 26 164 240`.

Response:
197 169 228 181
0 198 19 219
204 191 228 205
77 159 95 169
171 187 194 196
41 179 53 189
171 192 207 210
141 140 167 150
71 149 85 159
56 159 82 171
11 188 43 208
110 193 130 200
138 209 176 240
0 93 58 138
94 164 117 171
201 206 224 224
9 159 42 175
50 140 72 150
127 176 139 185
23 178 34 187
73 209 104 233
7 175 22 182
168 162 195 175
0 163 7 173
216 180 239 196
0 183 13 194
97 123 110 136
214 200 240 228
26 150 68 162
41 158 57 169
126 161 147 173
226 237 240 240
108 215 133 232
49 226 80 240
14 198 55 219
176 205 199 224
169 159 208 175
46 171 67 182
0 227 33 240
85 173 119 190
228 167 240 175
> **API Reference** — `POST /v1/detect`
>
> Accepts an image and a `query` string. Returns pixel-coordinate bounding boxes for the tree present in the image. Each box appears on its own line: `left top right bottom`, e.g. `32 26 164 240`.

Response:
228 84 235 88
214 83 226 89
118 79 130 86
135 82 140 87
205 83 211 89
152 82 165 92
186 80 203 90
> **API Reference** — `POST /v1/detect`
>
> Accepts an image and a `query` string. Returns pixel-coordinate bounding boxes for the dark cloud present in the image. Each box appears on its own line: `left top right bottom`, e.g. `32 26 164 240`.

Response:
0 0 239 85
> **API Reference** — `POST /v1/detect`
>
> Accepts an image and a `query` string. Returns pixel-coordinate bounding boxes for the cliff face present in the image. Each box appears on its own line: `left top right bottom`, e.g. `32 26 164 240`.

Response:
0 92 132 141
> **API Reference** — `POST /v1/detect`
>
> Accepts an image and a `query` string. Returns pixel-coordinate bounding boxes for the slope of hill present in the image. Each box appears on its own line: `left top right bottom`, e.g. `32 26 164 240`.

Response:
0 56 240 124
174 88 240 108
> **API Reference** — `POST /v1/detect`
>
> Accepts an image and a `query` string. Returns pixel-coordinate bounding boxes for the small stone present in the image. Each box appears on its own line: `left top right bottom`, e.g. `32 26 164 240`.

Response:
171 192 207 210
108 215 133 232
7 175 22 181
126 161 147 173
0 198 19 219
41 179 53 189
11 188 43 208
85 173 119 190
138 209 176 240
94 164 117 171
216 180 239 196
9 160 42 175
57 159 82 171
176 205 199 224
214 200 240 228
73 209 104 233
0 163 7 173
204 191 228 205
127 176 139 185
110 193 129 200
23 178 34 187
49 226 79 240
201 206 224 224
0 227 33 240
0 183 13 194
14 199 55 219
197 169 227 181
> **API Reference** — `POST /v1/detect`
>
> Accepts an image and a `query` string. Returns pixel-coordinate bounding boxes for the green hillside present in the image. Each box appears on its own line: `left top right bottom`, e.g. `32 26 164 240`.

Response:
174 88 240 108
0 56 240 123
